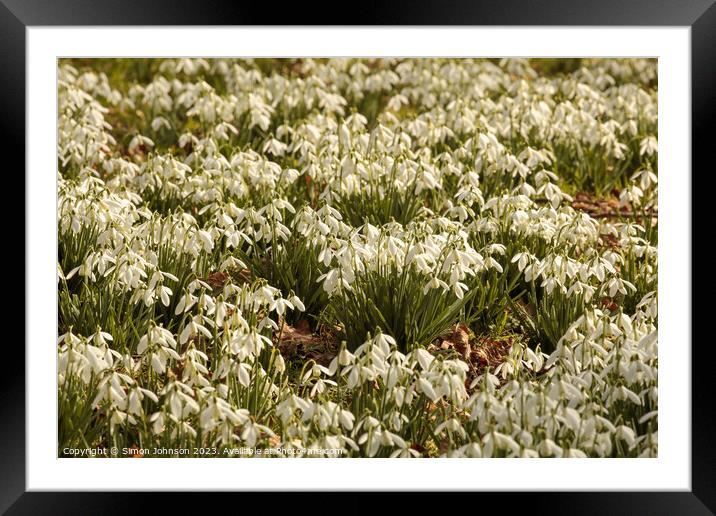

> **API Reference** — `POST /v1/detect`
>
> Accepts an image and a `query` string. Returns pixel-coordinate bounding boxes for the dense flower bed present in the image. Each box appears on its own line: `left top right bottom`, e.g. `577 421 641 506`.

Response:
58 58 658 457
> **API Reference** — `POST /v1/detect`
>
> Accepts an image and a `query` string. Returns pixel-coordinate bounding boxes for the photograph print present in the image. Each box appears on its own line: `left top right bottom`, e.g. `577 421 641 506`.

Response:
57 58 658 459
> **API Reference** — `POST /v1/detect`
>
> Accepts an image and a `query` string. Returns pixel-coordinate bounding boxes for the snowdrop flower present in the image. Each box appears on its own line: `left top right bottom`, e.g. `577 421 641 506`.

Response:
128 134 154 154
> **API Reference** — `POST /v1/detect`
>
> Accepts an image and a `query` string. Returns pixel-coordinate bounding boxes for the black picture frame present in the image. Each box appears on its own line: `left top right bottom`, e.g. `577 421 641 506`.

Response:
4 1 712 513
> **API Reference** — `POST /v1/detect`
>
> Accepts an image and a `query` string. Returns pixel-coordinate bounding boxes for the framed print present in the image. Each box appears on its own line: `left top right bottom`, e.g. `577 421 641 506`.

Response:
5 0 713 513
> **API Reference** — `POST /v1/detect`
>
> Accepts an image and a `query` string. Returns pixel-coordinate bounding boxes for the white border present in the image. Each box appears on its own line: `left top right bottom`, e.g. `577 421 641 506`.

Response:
27 27 691 490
